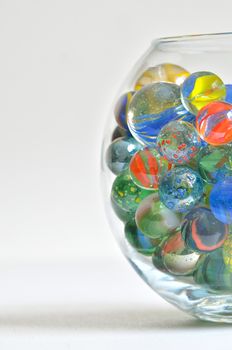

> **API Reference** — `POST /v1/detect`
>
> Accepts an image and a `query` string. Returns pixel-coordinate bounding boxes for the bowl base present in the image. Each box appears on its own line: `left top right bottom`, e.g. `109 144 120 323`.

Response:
129 253 232 324
191 296 232 323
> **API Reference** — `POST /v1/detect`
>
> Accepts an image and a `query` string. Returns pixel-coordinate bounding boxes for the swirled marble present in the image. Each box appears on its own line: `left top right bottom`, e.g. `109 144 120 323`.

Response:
135 193 181 239
196 101 232 146
114 91 135 131
125 219 157 256
197 145 232 183
127 82 186 147
134 63 190 90
129 147 172 190
181 206 228 253
194 249 232 291
162 231 200 276
181 71 226 115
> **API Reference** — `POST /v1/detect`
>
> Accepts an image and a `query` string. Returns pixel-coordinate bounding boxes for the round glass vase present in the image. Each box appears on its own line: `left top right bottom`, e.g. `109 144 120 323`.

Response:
101 33 232 323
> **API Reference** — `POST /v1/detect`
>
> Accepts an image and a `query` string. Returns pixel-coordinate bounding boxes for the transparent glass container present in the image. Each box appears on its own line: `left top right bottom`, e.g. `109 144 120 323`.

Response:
101 33 232 323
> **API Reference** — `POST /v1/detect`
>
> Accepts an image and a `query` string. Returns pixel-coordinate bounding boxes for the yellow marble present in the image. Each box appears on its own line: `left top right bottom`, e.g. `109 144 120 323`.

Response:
181 71 226 115
134 63 190 90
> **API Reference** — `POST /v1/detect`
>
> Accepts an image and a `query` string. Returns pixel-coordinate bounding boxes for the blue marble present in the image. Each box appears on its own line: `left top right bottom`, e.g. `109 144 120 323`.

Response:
181 206 228 253
127 83 186 147
210 178 232 224
128 106 186 147
225 84 232 104
159 167 204 213
114 91 135 131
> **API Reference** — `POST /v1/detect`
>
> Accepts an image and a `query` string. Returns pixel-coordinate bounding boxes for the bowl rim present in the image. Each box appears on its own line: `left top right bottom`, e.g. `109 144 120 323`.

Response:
152 32 232 44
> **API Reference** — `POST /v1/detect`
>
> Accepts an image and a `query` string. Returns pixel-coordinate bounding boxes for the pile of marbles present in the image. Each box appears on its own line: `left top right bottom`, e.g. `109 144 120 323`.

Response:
106 63 232 292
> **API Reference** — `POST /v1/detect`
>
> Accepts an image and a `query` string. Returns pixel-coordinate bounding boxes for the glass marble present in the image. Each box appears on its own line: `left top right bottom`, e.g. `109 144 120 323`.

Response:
106 137 142 175
135 193 181 239
181 71 226 115
152 243 168 273
159 167 204 212
197 145 232 184
157 121 201 164
161 231 200 276
111 126 131 141
114 91 135 131
196 101 232 146
125 219 157 256
225 84 232 104
134 63 190 90
127 82 186 147
210 178 232 224
194 248 232 291
111 170 150 222
223 234 232 272
181 206 228 253
129 147 172 190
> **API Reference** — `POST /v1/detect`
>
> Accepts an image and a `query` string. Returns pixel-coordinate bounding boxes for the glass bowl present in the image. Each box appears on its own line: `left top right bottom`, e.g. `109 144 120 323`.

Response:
101 32 232 323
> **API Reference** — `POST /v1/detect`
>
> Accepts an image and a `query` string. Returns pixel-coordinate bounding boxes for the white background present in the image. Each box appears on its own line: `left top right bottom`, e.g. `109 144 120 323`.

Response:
0 0 232 348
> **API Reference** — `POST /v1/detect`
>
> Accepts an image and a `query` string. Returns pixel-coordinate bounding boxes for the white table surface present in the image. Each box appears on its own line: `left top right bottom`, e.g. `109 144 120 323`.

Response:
0 258 230 349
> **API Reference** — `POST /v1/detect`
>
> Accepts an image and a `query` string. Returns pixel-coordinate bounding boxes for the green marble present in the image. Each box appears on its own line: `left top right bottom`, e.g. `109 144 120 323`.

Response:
111 170 150 222
223 234 232 272
152 241 169 273
135 193 181 239
200 183 213 207
197 145 232 184
194 248 232 291
125 219 158 256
